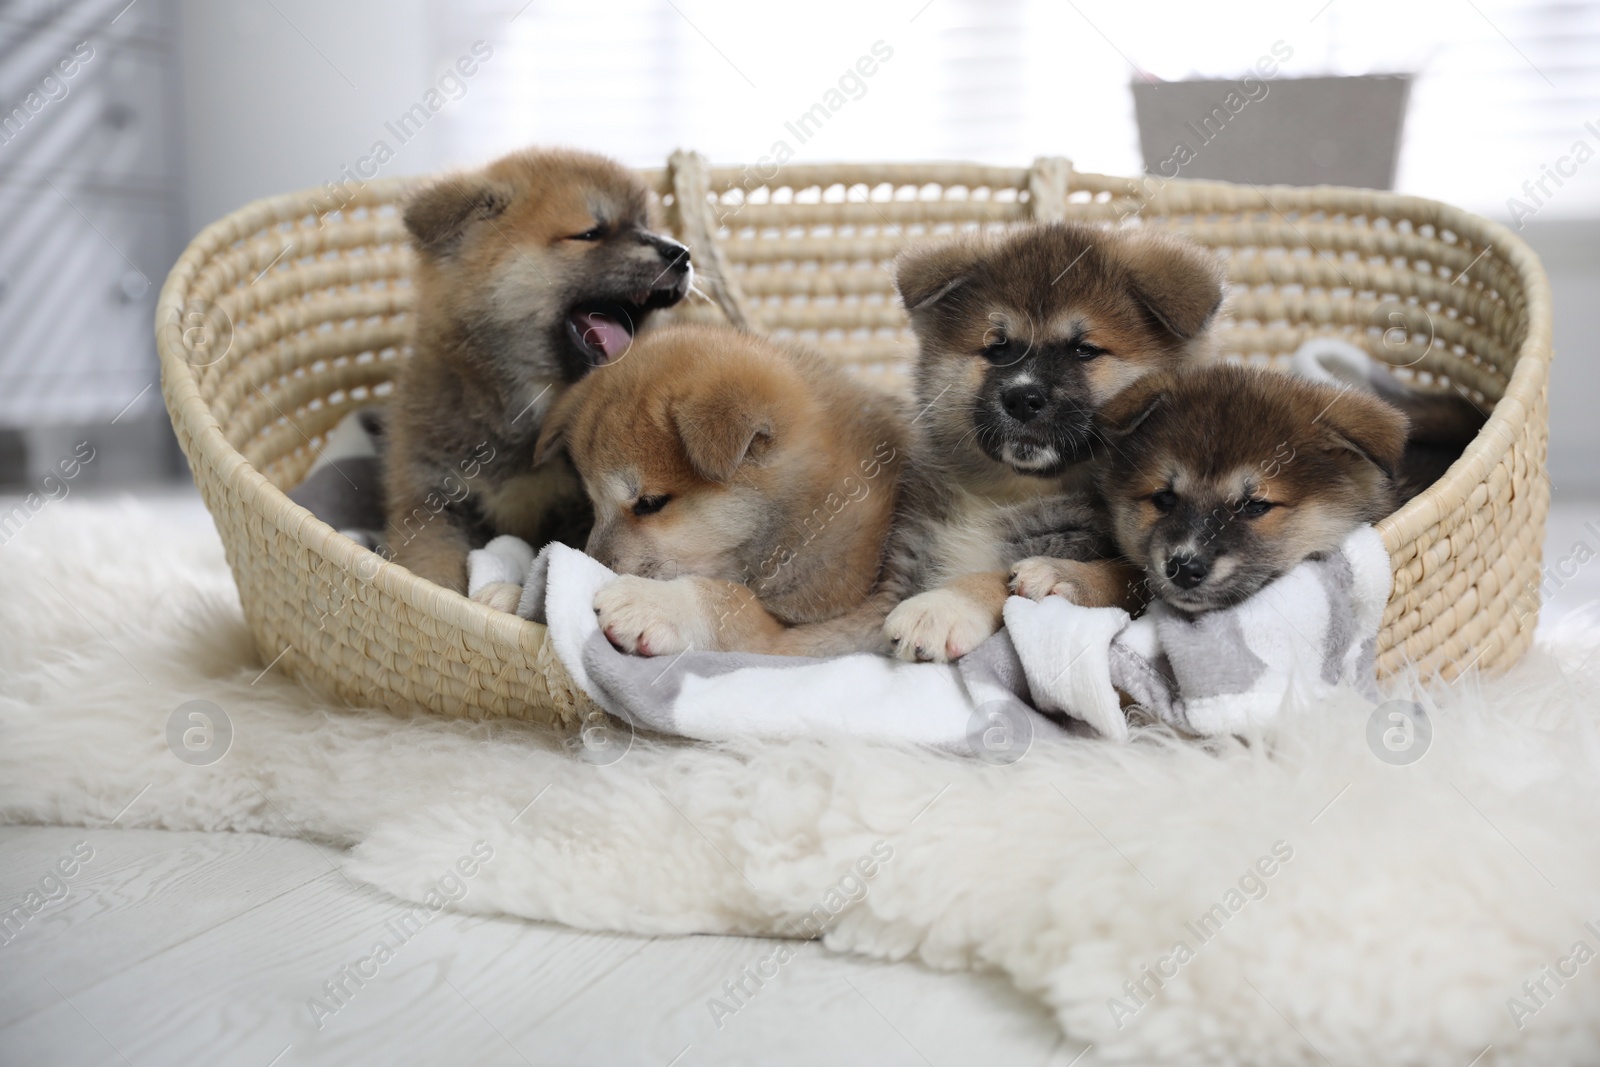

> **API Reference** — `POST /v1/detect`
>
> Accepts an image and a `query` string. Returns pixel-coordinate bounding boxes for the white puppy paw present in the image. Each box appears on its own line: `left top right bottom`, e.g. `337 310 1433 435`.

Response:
884 588 996 663
594 575 709 657
1008 557 1085 603
471 581 524 614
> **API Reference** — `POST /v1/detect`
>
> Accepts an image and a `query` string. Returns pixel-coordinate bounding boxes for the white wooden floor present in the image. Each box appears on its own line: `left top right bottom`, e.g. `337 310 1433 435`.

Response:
3 490 1598 1066
0 826 1076 1067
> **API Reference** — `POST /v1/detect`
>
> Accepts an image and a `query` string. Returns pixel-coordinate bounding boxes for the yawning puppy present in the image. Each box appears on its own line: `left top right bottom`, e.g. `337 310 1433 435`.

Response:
384 147 693 594
880 222 1226 660
533 324 909 656
1014 363 1409 614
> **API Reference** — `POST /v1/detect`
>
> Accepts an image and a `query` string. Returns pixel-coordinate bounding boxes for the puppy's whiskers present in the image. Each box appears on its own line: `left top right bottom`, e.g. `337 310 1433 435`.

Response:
1087 426 1133 465
956 422 987 452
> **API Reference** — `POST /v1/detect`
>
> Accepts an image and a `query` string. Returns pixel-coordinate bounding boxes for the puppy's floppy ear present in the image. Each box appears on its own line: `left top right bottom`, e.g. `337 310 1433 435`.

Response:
895 237 987 313
1096 371 1170 439
532 385 583 467
671 391 775 484
1110 230 1226 340
1315 386 1408 479
403 173 511 257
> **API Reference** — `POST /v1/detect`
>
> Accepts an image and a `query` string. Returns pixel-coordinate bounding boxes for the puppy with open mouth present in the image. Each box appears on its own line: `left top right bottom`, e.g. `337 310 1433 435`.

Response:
384 147 693 594
880 222 1226 660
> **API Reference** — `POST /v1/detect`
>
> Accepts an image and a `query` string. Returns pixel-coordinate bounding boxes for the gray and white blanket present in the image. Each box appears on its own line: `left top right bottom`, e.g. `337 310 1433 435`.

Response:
471 526 1390 751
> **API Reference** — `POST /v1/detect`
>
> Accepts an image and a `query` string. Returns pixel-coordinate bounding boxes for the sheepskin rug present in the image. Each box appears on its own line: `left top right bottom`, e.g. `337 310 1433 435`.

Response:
4 501 1600 1066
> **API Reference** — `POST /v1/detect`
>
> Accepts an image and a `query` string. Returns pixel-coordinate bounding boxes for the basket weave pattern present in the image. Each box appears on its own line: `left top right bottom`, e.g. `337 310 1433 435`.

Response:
157 154 1553 724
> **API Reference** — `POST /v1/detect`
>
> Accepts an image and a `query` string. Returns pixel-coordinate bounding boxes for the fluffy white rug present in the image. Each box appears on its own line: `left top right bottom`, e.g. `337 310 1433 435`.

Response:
4 501 1600 1066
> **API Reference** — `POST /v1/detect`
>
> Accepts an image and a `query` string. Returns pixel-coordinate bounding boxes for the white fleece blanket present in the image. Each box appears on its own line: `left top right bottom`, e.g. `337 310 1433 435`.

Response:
4 503 1600 1065
468 526 1390 748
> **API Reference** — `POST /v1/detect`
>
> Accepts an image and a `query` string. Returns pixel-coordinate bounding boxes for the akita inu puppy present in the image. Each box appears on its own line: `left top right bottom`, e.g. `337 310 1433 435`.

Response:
534 324 910 657
1011 363 1412 615
385 148 693 594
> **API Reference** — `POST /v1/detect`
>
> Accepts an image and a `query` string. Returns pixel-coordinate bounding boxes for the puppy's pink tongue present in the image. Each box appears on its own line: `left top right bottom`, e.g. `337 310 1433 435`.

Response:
576 312 631 361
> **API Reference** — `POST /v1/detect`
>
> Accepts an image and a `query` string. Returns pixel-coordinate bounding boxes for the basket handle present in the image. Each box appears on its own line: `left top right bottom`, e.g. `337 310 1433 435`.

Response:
667 149 759 331
1028 156 1075 222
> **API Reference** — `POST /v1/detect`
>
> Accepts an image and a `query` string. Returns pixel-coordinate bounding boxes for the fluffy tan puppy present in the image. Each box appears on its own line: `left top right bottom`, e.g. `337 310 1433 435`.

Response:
534 324 909 656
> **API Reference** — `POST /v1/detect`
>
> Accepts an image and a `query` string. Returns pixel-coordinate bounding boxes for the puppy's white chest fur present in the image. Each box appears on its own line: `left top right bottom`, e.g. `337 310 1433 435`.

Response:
929 493 1009 583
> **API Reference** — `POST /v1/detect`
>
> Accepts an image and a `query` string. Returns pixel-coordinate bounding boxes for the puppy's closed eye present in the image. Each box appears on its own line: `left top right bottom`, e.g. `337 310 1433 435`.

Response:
632 494 671 517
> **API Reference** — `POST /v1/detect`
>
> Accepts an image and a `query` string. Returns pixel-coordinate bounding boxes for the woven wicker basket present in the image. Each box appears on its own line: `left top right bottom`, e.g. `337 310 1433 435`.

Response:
156 152 1553 726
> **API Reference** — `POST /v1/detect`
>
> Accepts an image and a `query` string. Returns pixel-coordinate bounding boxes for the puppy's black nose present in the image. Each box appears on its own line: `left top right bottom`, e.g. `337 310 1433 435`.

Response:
1166 554 1209 589
645 235 692 273
1000 383 1048 423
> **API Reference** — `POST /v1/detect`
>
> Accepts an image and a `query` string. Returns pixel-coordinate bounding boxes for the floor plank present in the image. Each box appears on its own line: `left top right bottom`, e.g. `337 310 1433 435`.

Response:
0 827 1072 1067
0 828 329 1029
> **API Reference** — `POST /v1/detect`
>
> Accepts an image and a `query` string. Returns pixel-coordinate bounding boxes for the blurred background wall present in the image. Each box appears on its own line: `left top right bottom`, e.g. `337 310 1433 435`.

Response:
3 0 1597 491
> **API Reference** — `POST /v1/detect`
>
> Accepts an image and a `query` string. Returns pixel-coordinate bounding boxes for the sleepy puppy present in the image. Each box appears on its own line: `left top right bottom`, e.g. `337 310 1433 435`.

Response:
385 147 693 594
533 324 909 656
1013 363 1409 615
881 222 1226 660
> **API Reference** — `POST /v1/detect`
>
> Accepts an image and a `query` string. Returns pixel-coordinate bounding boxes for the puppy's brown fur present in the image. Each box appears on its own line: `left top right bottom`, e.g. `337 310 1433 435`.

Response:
881 223 1227 660
1038 363 1409 614
385 148 692 593
535 324 909 656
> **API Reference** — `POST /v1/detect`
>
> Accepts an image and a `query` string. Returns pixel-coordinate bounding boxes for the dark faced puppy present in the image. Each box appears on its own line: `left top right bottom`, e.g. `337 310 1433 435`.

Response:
1089 363 1406 614
384 147 693 594
897 222 1226 488
881 223 1226 661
